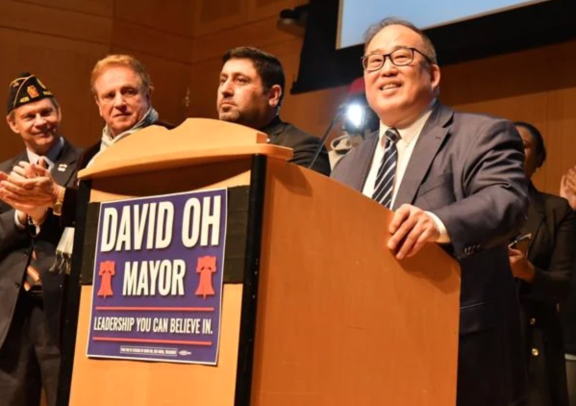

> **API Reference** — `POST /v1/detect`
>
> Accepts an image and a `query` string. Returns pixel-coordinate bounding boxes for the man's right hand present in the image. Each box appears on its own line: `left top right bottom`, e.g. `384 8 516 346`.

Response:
0 159 58 226
387 204 441 259
0 162 60 209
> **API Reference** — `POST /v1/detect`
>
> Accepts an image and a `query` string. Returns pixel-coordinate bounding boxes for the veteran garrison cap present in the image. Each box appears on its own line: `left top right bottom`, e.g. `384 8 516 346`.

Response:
7 72 54 114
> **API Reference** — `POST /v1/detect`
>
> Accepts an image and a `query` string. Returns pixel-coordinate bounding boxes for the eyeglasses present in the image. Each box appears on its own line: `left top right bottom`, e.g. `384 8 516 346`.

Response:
361 47 433 72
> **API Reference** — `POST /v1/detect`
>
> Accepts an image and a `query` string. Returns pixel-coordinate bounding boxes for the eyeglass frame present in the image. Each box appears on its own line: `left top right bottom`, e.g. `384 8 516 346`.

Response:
361 46 434 72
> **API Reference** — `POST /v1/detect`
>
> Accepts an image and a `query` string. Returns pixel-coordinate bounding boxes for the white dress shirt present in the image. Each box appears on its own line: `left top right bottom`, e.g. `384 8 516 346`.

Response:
26 136 64 171
362 102 450 243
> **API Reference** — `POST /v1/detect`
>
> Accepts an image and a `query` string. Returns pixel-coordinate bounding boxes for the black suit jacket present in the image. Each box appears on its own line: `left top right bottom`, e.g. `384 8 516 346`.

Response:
518 186 575 406
261 116 331 176
332 103 529 406
0 138 82 348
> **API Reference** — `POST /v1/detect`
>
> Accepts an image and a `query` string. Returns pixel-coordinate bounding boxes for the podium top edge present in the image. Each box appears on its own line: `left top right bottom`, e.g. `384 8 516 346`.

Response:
77 118 295 180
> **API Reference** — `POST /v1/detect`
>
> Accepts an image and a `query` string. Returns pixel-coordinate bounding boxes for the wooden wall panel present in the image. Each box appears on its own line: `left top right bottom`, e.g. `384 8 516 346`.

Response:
114 0 195 37
0 1 112 44
192 17 294 63
193 0 248 37
13 0 114 17
441 39 576 107
111 20 194 64
189 58 221 119
248 0 293 21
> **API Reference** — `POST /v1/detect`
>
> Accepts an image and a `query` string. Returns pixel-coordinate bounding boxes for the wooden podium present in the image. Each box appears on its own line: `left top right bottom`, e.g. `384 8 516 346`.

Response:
56 118 461 406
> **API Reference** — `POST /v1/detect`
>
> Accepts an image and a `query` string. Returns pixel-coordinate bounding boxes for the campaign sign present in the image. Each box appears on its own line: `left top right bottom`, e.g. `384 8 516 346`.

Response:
87 189 227 365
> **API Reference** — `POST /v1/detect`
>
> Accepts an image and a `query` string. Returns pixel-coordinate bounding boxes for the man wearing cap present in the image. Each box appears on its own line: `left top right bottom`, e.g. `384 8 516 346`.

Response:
0 73 81 406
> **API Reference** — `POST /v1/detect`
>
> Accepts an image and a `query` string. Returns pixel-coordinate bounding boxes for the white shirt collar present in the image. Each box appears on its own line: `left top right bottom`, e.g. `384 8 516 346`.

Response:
378 99 436 146
26 136 64 170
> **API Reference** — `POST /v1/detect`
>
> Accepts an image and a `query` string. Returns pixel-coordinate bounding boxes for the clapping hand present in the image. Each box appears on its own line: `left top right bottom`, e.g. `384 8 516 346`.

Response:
0 159 58 223
560 166 576 211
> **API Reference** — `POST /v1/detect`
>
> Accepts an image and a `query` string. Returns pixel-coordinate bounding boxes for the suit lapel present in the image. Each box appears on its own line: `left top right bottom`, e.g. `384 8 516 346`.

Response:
10 151 29 167
353 133 379 191
261 116 284 144
393 103 452 210
523 187 545 259
51 138 78 187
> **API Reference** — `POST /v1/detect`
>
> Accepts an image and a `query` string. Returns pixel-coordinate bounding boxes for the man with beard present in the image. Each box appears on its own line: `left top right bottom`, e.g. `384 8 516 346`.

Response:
217 46 330 175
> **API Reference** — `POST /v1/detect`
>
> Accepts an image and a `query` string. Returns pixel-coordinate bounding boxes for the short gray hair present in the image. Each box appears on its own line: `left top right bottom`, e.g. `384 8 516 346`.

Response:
364 17 438 65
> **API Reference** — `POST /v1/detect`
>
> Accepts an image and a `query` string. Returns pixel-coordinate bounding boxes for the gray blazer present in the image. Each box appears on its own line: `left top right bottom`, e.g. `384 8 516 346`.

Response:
332 103 529 406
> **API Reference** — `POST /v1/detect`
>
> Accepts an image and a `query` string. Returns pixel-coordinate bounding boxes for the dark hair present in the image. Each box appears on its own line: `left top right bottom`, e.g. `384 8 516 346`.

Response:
363 17 438 65
514 121 547 168
222 46 286 107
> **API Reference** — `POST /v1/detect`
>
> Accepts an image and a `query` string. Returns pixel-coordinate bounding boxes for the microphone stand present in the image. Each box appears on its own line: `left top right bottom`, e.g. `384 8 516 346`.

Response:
307 104 345 170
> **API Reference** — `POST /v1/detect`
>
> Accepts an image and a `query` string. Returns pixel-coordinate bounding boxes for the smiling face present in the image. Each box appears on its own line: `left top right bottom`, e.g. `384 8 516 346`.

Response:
7 97 61 155
363 24 440 128
216 58 280 129
93 66 151 137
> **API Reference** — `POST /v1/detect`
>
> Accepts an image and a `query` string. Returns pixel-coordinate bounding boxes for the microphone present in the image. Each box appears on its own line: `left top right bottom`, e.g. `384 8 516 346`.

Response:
308 77 367 170
307 103 346 170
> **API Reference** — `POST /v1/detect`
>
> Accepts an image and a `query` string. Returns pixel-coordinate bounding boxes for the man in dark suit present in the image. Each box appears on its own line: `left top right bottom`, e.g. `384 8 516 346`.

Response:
217 46 330 176
0 73 81 406
331 18 529 406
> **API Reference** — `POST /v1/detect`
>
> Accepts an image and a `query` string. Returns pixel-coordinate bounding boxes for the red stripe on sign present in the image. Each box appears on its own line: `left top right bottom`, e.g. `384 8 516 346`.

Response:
92 337 212 346
95 307 214 312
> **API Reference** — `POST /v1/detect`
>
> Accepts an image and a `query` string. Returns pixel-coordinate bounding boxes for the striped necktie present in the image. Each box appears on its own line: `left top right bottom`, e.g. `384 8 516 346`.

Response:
372 128 400 209
23 252 41 291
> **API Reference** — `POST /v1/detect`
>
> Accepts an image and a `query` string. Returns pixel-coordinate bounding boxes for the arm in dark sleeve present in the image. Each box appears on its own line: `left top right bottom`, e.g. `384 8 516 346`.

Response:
0 208 28 254
523 203 575 303
433 120 529 258
60 186 78 227
290 136 331 176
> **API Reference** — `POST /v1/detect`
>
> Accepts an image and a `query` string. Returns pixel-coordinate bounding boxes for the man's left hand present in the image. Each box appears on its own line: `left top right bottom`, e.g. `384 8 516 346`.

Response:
508 247 535 282
388 204 440 259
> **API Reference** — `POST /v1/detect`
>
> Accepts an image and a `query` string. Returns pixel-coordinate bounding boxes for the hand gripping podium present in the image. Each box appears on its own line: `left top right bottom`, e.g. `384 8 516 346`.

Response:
56 119 461 406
